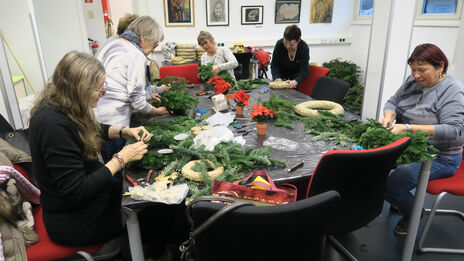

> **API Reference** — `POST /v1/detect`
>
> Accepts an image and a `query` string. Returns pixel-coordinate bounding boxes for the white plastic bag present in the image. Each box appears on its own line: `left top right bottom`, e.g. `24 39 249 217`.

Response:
206 111 236 127
129 183 189 204
193 126 234 151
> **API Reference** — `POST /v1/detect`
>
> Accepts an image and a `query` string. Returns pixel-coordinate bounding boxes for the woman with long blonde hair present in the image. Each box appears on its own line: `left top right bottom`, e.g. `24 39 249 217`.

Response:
29 51 150 246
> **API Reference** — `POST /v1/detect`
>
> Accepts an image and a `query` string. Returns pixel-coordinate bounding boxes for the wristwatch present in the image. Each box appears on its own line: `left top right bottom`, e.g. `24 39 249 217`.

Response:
405 124 411 132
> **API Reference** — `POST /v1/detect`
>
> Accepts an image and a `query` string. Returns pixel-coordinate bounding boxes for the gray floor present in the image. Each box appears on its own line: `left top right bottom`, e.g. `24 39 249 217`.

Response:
325 193 464 261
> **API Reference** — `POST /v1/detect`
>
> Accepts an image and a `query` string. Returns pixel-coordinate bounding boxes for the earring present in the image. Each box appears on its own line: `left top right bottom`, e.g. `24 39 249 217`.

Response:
439 72 442 78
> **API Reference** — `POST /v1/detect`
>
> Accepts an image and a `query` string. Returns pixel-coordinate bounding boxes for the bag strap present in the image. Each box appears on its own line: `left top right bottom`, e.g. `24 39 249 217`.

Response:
180 196 254 260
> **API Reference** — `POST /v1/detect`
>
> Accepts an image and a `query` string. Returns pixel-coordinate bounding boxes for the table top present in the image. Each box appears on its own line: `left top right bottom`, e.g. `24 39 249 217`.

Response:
124 84 359 209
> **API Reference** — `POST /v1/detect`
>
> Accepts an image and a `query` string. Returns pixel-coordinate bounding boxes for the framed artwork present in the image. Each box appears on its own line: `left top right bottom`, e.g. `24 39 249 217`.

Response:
310 0 334 23
206 0 229 26
241 6 263 25
163 0 195 27
275 0 301 24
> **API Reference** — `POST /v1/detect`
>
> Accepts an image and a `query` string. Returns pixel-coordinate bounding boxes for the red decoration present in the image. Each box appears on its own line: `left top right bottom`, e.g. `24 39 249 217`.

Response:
230 90 250 107
207 76 231 95
251 103 275 124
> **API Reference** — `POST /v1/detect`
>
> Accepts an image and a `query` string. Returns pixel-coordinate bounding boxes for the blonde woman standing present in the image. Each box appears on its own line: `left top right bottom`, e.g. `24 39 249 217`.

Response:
197 31 238 79
29 51 150 246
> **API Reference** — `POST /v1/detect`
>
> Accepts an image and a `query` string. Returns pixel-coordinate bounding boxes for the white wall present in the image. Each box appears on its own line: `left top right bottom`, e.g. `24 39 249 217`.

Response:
32 0 89 83
82 0 107 44
109 0 133 34
139 0 356 66
0 0 44 94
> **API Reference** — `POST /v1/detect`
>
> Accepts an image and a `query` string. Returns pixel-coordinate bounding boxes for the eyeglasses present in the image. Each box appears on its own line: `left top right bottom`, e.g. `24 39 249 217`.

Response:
283 40 298 47
96 82 107 96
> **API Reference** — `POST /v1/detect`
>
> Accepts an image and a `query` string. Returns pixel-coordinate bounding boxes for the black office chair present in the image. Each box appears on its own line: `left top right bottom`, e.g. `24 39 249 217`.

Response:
187 191 340 261
233 52 253 80
310 76 350 104
306 137 411 261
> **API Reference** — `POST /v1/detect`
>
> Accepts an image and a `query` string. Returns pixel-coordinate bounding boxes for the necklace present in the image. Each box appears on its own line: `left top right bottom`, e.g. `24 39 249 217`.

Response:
288 44 298 61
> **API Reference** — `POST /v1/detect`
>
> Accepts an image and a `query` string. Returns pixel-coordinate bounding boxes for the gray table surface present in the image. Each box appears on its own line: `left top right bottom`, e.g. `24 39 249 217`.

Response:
124 84 359 208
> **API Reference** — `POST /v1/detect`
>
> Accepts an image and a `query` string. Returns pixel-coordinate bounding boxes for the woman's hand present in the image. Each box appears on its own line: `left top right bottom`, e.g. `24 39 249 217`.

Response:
379 110 396 129
118 141 148 163
153 106 170 115
212 65 221 74
286 80 298 89
390 124 407 134
123 126 151 142
161 84 171 93
150 93 161 102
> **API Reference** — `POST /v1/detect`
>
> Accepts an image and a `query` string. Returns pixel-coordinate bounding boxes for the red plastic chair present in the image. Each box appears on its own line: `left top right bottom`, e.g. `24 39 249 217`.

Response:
26 205 103 261
160 64 201 84
306 137 411 260
417 149 464 255
297 64 330 96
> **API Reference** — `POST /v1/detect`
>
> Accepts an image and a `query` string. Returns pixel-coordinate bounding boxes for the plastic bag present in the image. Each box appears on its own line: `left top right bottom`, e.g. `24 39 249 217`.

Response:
129 183 189 204
206 111 236 127
263 136 300 151
193 126 234 151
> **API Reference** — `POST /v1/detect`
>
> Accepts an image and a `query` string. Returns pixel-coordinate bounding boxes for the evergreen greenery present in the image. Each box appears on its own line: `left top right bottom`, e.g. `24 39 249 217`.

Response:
150 76 198 115
322 58 364 112
198 63 235 86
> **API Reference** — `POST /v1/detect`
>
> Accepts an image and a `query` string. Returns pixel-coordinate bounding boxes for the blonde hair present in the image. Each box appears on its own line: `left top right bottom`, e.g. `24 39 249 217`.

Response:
117 13 139 35
197 31 215 45
127 16 164 43
31 51 105 159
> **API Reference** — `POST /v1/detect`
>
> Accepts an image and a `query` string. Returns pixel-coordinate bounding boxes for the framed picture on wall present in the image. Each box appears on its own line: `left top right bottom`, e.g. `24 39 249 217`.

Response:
275 0 301 24
206 0 229 26
163 0 195 27
241 6 263 25
310 0 334 23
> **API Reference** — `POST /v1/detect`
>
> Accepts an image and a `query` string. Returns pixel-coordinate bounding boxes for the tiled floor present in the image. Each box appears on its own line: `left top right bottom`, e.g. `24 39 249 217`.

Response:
325 193 464 261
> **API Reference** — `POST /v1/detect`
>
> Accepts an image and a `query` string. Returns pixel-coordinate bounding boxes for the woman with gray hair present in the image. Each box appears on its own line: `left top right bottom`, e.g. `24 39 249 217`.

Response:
94 16 169 164
197 31 238 79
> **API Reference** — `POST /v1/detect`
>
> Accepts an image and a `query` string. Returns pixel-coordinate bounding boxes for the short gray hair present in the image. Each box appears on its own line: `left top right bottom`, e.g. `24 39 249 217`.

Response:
127 16 164 43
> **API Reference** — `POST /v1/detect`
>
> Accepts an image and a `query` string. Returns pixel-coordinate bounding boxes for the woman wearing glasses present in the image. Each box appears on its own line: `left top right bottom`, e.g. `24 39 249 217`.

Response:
271 25 310 89
29 51 150 246
94 16 169 164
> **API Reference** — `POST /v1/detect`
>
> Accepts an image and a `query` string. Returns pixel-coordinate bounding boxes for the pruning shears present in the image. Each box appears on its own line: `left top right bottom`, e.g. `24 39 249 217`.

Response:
125 174 138 187
237 129 252 136
196 108 206 115
261 87 269 93
351 144 364 150
196 91 211 96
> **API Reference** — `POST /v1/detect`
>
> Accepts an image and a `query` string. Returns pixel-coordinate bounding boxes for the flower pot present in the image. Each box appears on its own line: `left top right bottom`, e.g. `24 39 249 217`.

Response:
236 105 244 115
225 93 230 104
256 123 267 135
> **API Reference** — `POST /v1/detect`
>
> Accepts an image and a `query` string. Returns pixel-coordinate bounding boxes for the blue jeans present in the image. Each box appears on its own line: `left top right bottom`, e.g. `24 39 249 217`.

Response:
385 153 462 219
101 139 126 182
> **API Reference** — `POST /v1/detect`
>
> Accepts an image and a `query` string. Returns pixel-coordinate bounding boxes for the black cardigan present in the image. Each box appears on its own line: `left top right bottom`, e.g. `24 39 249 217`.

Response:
29 106 122 246
270 38 310 85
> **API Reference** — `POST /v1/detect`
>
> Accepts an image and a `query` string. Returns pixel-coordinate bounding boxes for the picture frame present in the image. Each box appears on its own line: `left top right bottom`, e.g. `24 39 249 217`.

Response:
241 6 263 25
206 0 229 26
163 0 195 27
275 0 301 24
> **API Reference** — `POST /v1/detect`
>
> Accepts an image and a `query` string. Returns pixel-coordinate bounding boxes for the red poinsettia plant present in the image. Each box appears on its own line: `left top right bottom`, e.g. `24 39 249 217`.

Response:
230 90 250 107
251 103 275 124
207 76 232 94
